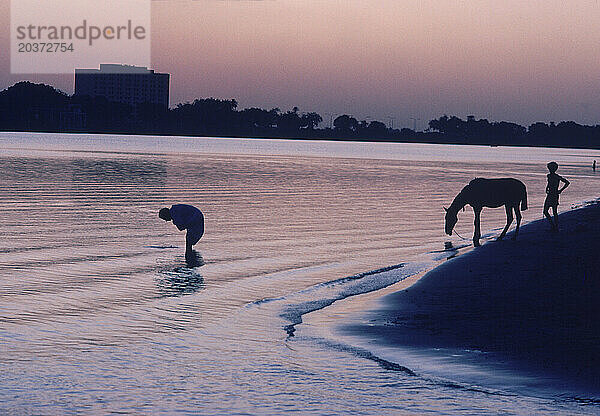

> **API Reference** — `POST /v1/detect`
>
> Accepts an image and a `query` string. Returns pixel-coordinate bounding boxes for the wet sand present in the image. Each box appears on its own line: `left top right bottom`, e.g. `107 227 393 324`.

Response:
343 202 600 395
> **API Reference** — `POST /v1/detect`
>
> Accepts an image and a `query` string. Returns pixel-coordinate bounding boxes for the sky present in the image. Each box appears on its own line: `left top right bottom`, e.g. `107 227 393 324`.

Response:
1 0 600 128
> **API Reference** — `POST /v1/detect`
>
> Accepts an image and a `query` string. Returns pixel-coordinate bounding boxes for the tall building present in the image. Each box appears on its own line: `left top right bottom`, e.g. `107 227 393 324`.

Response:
74 64 170 109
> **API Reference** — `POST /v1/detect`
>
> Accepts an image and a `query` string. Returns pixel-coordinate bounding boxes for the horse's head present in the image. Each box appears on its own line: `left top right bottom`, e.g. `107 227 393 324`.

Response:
444 207 457 236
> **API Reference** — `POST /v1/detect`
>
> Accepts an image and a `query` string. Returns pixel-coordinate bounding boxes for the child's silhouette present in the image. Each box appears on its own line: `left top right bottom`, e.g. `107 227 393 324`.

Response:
543 162 570 231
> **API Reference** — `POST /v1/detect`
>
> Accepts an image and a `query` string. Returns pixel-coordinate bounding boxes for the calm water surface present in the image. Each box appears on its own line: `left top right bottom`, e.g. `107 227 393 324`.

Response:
1 133 599 415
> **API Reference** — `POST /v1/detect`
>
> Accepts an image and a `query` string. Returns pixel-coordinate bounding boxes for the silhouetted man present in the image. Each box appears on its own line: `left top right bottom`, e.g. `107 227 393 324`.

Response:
543 162 569 231
159 204 204 260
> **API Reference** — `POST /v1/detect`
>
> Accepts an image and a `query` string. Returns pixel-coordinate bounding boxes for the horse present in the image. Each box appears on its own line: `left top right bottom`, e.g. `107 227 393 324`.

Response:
444 178 528 247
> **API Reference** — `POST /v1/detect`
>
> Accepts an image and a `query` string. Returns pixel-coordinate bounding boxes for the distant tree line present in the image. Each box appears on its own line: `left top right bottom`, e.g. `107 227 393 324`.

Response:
2 81 600 149
427 115 600 148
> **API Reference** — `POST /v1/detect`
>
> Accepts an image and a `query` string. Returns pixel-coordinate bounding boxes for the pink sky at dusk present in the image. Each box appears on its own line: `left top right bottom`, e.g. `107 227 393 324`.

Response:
1 0 600 128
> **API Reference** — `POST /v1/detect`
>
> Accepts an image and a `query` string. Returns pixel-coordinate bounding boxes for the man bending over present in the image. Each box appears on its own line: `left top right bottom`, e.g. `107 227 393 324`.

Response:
159 204 204 259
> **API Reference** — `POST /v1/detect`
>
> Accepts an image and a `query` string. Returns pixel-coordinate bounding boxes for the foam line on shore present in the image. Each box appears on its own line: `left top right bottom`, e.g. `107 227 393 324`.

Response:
279 262 431 337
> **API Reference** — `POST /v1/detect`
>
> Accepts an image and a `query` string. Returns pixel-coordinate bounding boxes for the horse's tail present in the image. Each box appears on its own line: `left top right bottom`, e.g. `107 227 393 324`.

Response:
520 186 528 211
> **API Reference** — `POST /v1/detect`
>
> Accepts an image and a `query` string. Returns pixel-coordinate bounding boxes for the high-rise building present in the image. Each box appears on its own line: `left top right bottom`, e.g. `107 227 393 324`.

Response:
74 64 170 109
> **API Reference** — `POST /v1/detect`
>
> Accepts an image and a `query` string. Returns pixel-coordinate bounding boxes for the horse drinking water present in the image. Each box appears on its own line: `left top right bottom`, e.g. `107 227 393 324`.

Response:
444 178 528 247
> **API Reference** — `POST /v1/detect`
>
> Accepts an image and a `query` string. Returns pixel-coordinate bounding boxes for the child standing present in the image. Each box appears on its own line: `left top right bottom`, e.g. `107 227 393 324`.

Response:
543 162 570 231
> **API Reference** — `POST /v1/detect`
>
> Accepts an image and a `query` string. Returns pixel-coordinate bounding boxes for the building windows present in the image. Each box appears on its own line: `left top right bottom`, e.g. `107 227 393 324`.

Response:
74 64 170 108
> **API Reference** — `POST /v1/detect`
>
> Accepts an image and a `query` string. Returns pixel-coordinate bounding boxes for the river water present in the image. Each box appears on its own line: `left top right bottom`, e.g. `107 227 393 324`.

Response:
0 132 599 415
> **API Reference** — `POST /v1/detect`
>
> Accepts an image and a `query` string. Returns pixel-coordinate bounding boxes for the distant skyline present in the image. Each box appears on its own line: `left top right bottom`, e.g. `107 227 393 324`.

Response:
2 0 600 128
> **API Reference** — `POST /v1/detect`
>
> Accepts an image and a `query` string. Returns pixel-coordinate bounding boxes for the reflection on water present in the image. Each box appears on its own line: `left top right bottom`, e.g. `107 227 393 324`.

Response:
157 268 204 298
157 251 205 298
0 134 598 415
71 158 167 184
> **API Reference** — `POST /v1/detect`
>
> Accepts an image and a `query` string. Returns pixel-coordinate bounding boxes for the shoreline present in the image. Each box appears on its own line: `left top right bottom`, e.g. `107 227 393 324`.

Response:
4 130 600 151
329 201 600 397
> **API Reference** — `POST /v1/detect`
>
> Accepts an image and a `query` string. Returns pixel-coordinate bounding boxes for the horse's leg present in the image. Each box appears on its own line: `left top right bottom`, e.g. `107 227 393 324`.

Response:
513 207 522 240
473 207 482 247
498 205 513 240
